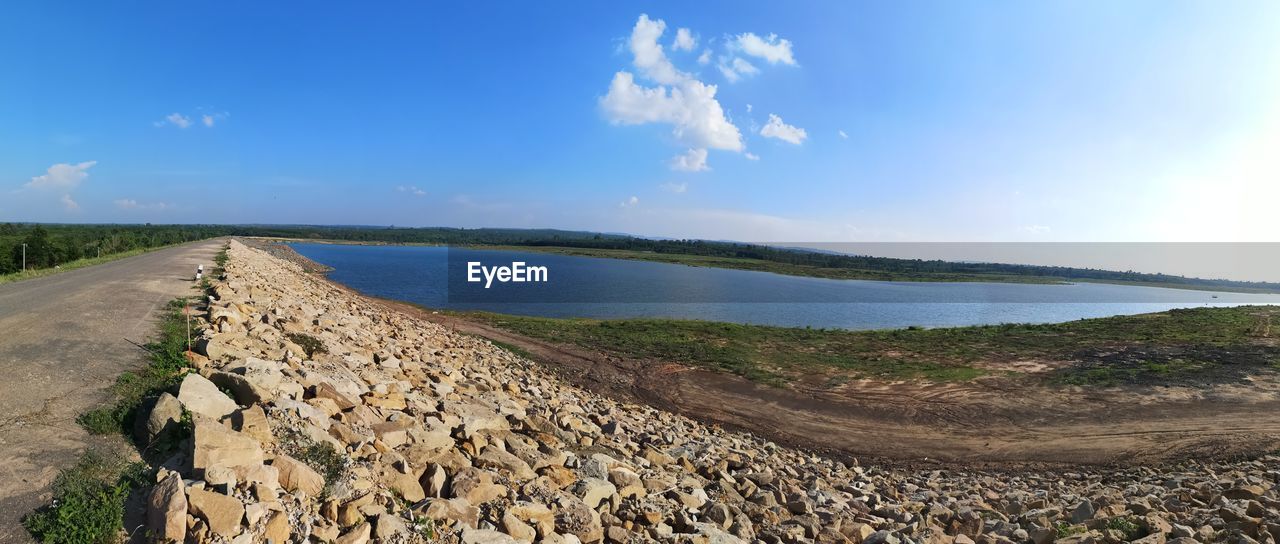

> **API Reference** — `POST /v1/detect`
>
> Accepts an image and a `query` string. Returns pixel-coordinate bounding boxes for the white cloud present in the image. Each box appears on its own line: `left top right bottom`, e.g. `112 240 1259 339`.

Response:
114 198 169 211
155 113 192 129
669 148 709 172
660 182 688 193
202 115 215 127
629 14 687 85
601 71 743 152
746 104 753 113
838 129 848 139
760 114 807 145
744 152 760 161
697 49 711 65
619 195 640 208
1019 225 1052 234
717 56 760 83
60 193 79 211
26 161 97 190
396 185 427 196
672 28 696 51
601 15 757 170
733 32 797 65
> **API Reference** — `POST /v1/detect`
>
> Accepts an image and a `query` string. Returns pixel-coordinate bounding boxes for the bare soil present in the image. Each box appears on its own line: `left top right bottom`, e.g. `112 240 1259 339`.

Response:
257 239 1280 469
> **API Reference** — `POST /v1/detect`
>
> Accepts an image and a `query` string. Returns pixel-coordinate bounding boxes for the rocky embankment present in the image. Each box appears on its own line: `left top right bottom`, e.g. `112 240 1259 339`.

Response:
140 240 1280 543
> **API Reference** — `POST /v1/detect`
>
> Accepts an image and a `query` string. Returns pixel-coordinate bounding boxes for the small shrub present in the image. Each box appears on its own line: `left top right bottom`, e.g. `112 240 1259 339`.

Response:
1055 521 1085 538
23 451 148 544
1105 517 1143 540
286 332 327 358
277 427 348 499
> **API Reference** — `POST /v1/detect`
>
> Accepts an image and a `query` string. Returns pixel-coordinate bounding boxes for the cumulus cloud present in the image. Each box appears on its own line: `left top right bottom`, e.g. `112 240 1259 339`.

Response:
114 198 169 210
660 181 688 193
396 185 427 196
838 129 848 139
733 32 796 65
155 113 192 129
602 15 805 169
26 161 97 190
669 148 709 172
760 114 807 145
672 28 696 51
60 194 79 211
601 71 743 152
744 152 760 161
628 14 687 85
619 195 640 208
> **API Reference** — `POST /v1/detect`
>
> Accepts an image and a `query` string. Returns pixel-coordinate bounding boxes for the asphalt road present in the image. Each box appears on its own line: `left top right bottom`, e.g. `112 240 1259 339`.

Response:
0 238 225 542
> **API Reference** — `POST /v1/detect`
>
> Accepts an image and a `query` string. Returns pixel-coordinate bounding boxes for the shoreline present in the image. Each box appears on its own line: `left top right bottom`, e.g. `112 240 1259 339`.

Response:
242 236 1280 468
247 236 1280 295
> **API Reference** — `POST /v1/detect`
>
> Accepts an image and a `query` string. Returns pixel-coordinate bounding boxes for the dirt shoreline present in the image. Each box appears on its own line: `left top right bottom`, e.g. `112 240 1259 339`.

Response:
246 237 1280 469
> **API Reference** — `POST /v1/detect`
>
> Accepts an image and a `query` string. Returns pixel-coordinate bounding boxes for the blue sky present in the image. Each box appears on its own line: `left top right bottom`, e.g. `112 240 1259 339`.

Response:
3 2 1278 242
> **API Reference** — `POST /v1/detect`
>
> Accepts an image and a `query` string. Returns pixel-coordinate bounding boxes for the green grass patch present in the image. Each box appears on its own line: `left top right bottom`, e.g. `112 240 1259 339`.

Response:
275 428 349 500
486 338 536 362
462 306 1280 387
78 298 196 438
1104 517 1143 540
23 449 149 544
286 332 327 359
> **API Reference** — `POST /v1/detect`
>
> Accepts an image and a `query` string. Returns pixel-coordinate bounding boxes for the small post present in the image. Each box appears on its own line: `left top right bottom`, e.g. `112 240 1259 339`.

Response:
21 243 26 271
185 303 192 357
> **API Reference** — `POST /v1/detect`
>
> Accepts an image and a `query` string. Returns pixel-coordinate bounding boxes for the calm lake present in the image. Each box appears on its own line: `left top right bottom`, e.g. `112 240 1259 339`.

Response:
290 243 1280 330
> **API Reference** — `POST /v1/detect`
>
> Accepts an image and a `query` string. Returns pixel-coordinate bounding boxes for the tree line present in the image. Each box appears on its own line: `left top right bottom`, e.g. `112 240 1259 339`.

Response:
2 223 1275 292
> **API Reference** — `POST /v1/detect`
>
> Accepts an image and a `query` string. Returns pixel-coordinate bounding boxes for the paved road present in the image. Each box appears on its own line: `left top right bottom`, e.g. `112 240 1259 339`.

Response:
0 239 225 542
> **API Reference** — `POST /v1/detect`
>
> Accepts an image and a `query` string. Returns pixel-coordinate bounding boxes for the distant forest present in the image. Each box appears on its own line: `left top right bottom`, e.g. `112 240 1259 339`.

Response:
2 223 1276 292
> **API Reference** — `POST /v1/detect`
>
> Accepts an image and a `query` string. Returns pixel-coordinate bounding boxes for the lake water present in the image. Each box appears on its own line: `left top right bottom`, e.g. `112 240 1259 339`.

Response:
290 243 1280 330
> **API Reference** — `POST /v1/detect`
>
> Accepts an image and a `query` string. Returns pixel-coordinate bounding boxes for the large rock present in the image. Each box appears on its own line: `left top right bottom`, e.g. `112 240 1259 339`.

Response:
423 498 480 529
187 487 245 538
274 454 326 496
136 392 183 445
209 370 270 405
574 477 617 510
147 472 187 541
193 419 264 476
476 448 536 480
263 511 292 543
178 373 239 419
462 528 521 544
230 404 273 443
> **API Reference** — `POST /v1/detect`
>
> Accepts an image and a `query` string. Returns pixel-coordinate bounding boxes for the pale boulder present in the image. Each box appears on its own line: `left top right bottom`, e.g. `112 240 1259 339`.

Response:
178 373 239 419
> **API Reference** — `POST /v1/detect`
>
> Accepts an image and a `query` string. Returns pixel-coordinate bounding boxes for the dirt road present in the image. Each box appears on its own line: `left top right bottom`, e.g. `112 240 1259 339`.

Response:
0 239 224 542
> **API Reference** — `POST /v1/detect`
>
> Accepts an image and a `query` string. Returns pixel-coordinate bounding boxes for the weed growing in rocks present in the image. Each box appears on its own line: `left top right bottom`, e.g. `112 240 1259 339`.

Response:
286 332 327 358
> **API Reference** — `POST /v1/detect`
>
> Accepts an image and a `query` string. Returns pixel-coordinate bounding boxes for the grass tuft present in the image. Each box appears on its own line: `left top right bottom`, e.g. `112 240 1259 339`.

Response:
285 332 327 359
22 450 149 544
77 298 195 437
